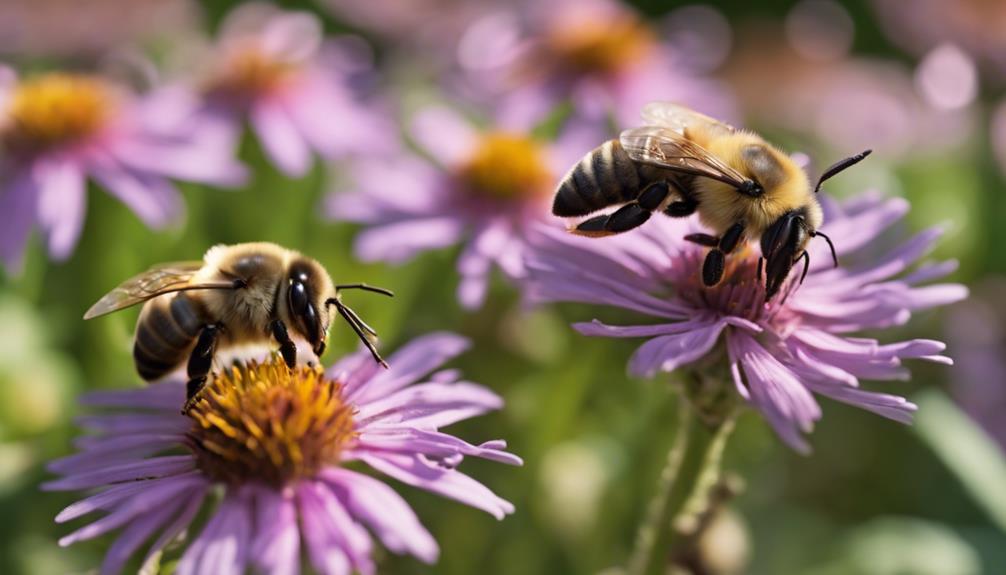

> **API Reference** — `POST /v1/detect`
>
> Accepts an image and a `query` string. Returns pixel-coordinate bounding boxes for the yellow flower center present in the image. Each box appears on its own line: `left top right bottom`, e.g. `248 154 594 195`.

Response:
185 359 356 487
548 16 654 75
207 47 293 96
458 133 552 200
3 73 112 151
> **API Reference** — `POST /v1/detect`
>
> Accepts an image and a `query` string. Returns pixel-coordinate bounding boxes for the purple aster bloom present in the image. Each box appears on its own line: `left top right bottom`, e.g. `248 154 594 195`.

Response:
525 192 967 452
194 2 393 178
455 0 735 128
0 68 247 273
46 332 521 574
328 103 597 309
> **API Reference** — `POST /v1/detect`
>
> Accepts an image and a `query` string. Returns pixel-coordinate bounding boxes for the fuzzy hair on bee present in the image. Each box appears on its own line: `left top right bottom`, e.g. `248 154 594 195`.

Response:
551 102 870 300
84 242 394 412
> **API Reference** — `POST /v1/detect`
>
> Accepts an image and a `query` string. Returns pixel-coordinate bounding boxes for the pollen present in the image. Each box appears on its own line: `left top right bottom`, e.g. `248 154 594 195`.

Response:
458 133 552 201
185 359 356 487
547 16 654 75
3 73 112 152
206 47 293 97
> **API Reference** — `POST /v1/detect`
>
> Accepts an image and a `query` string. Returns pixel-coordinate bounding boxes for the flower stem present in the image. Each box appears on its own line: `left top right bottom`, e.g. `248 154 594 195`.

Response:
627 397 739 575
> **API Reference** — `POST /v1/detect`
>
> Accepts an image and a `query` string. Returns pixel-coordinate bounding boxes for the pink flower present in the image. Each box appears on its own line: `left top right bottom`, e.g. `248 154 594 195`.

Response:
196 3 393 178
46 333 521 574
0 68 246 273
525 192 967 452
328 103 597 309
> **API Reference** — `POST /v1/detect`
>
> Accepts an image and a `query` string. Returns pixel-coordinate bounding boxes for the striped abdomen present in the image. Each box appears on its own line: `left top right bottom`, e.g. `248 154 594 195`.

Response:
552 139 663 217
133 293 207 381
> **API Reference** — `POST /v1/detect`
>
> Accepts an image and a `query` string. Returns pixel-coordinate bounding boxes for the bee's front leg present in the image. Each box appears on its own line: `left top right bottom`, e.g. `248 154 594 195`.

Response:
685 222 746 287
182 323 221 414
269 319 298 369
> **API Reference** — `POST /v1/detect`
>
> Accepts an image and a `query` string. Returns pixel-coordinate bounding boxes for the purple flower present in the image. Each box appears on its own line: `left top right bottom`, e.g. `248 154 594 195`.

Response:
45 333 521 574
525 192 967 452
0 68 247 273
328 104 596 309
196 3 393 178
456 0 734 128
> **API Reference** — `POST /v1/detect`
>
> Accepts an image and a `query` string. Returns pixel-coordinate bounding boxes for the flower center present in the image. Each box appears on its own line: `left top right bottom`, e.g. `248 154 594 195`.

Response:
548 16 654 75
673 245 777 322
458 133 552 200
185 359 355 487
3 73 112 152
206 47 293 97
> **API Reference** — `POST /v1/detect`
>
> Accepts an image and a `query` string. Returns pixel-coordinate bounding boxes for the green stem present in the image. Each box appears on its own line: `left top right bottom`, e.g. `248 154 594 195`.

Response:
627 399 739 575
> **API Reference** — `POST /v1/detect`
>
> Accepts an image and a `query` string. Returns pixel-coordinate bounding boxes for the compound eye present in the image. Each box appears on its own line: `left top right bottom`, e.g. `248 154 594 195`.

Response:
289 280 310 316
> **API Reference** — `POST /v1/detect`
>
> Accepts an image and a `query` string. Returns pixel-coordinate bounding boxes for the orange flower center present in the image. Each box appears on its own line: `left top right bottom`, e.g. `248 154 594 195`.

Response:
206 47 294 96
185 359 356 487
458 133 552 201
547 16 654 75
3 73 112 151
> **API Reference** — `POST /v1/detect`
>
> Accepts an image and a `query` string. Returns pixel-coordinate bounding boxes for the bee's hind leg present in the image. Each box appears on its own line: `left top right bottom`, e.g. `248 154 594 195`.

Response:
686 222 746 287
269 319 298 369
182 323 221 414
572 181 673 237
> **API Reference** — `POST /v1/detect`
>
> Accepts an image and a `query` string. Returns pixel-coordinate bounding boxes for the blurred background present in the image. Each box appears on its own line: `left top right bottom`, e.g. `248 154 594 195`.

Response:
1 0 1004 573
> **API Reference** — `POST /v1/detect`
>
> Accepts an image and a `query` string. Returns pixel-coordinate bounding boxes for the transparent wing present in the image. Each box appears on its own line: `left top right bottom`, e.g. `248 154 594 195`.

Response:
620 126 749 187
83 262 232 319
640 102 737 135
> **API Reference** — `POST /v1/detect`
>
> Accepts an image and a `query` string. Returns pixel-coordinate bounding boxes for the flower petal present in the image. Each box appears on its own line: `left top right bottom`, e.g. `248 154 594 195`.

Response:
177 490 252 575
43 455 195 491
409 106 477 166
251 101 312 177
0 166 39 272
34 157 86 260
250 486 300 575
343 332 470 405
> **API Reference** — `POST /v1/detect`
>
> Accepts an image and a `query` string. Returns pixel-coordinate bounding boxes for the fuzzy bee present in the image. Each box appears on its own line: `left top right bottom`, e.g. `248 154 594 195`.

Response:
552 102 870 299
84 242 392 412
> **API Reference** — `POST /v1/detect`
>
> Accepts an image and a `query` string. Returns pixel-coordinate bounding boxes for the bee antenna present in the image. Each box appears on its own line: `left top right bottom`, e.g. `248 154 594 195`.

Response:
812 231 839 268
814 149 872 194
335 283 394 297
798 251 811 286
330 298 388 368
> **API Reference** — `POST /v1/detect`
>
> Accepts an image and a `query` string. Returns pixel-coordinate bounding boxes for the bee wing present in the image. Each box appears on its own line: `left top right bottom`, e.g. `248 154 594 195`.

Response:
83 262 232 319
619 126 749 188
640 102 738 135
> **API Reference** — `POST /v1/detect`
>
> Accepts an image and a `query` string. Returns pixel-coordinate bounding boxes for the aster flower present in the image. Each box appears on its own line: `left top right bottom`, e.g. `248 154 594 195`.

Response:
194 2 393 178
328 103 595 309
45 332 520 574
0 68 247 273
456 0 734 129
525 192 967 452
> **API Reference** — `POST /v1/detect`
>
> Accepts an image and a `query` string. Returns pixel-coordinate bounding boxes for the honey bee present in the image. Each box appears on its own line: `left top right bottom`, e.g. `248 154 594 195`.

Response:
552 102 871 299
84 242 393 412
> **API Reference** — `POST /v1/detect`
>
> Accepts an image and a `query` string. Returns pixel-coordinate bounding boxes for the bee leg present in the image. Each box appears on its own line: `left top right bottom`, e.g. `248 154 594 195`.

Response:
665 197 697 218
703 250 726 286
269 319 298 369
696 222 746 287
684 233 720 247
182 323 221 414
573 181 674 237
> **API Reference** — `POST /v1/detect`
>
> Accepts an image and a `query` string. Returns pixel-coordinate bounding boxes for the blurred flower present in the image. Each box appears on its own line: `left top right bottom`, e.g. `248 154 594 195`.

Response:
525 192 966 452
871 0 1006 76
991 100 1006 179
0 0 199 59
195 3 393 177
328 103 595 309
0 68 246 272
945 277 1006 450
456 0 734 128
725 26 973 161
46 333 521 574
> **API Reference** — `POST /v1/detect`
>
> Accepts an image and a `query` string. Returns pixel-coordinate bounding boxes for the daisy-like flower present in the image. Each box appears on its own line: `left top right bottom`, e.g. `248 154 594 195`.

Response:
525 193 967 452
195 2 392 178
0 68 246 273
327 103 595 309
456 0 734 128
45 333 520 574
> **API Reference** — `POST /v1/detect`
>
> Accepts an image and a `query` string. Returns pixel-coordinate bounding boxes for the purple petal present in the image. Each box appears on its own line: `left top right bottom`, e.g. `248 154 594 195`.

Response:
89 161 182 228
354 381 503 429
409 106 477 166
43 455 195 491
806 382 917 424
260 10 322 60
0 166 39 272
356 428 522 466
251 100 312 177
177 490 252 575
100 500 180 575
47 434 183 474
307 481 375 574
296 484 354 575
74 413 190 435
343 332 470 406
110 126 248 188
625 318 729 378
142 486 207 566
358 452 515 519
250 486 300 575
55 480 165 523
34 157 86 260
355 217 465 264
321 467 439 563
79 383 184 409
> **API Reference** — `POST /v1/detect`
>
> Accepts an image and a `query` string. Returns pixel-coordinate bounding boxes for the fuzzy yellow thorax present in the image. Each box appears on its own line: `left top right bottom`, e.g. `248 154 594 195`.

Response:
185 359 356 486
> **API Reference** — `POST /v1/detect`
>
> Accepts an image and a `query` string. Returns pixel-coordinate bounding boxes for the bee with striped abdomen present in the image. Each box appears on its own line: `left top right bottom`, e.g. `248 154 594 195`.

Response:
552 102 871 299
84 242 393 412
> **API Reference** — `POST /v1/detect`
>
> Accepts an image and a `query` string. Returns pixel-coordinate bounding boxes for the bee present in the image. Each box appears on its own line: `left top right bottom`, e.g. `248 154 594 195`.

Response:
552 102 871 300
84 242 393 412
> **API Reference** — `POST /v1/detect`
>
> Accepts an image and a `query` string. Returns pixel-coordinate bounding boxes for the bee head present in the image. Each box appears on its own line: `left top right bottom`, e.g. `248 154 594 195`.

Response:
761 211 839 301
285 259 335 357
